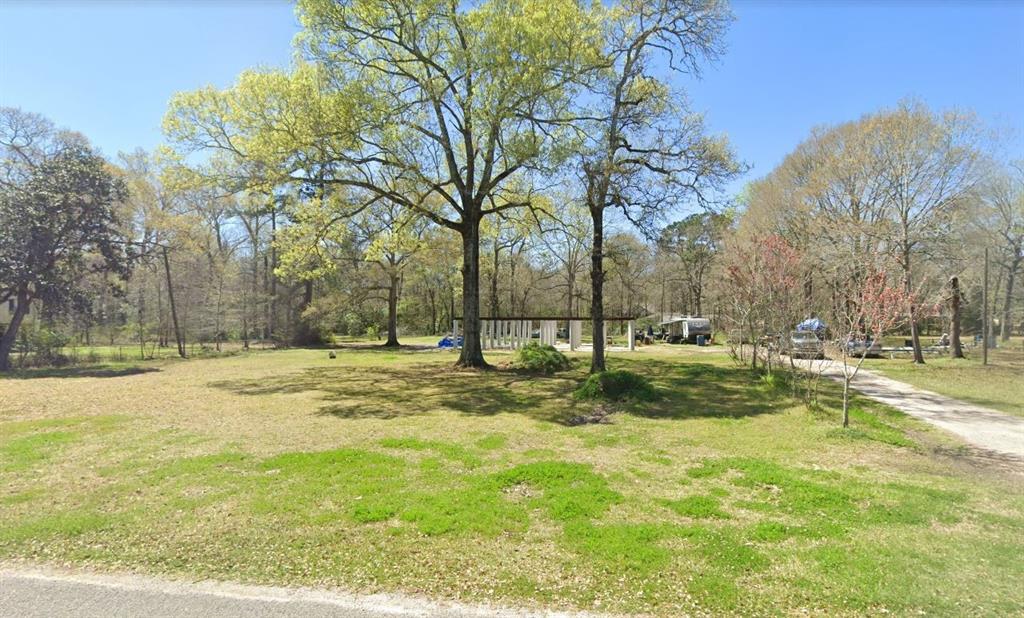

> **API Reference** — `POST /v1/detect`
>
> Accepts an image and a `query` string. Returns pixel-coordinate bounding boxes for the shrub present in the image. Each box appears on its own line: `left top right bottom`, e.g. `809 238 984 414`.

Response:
513 342 572 374
573 370 658 402
26 329 71 367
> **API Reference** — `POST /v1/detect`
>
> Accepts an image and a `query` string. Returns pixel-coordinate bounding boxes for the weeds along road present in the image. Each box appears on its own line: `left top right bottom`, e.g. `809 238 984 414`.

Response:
0 568 602 618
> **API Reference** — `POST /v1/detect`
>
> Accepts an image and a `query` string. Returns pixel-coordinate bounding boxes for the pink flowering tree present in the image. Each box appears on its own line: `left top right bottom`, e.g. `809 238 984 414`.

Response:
724 234 803 373
828 268 913 427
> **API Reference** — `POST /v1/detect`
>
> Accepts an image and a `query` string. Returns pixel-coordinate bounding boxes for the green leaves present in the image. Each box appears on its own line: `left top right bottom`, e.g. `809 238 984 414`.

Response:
164 62 368 196
0 134 129 308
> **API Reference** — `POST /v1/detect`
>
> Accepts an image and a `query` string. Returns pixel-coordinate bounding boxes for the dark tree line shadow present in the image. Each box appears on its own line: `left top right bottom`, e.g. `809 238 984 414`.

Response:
0 366 161 380
208 356 783 424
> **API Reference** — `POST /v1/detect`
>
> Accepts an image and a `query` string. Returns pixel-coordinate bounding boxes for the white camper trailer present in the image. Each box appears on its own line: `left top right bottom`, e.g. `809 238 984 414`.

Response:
660 316 712 344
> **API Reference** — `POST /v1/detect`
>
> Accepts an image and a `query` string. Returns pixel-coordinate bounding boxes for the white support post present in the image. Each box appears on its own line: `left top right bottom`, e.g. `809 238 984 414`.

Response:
483 320 490 350
570 320 581 351
628 320 635 351
540 320 553 345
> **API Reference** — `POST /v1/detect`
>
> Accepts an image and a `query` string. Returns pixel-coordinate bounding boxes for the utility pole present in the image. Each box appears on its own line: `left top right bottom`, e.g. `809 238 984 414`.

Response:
982 247 989 366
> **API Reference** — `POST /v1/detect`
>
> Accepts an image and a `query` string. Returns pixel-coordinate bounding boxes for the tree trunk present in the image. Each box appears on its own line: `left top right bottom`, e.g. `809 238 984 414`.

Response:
1001 256 1020 341
427 289 437 335
489 241 500 319
904 253 925 364
251 230 260 343
842 377 851 428
449 288 456 335
292 280 318 346
567 271 575 320
457 216 487 368
269 205 277 341
156 274 167 347
590 205 606 373
949 275 964 358
659 278 665 318
0 287 30 371
162 247 186 358
384 272 400 347
137 278 147 360
509 249 517 316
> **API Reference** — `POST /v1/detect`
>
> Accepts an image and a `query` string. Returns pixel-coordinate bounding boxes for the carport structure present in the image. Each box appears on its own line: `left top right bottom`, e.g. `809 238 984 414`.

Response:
451 316 639 352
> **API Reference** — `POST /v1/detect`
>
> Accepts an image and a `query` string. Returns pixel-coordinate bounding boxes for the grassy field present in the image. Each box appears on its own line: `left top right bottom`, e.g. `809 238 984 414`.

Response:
862 339 1024 416
1 343 1022 616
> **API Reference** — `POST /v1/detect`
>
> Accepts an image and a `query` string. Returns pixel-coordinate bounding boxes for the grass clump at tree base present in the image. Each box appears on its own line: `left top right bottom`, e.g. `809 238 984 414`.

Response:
573 369 658 402
512 342 572 374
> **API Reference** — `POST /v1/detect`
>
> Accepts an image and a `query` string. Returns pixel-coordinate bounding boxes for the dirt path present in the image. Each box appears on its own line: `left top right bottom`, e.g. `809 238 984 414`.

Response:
813 361 1024 461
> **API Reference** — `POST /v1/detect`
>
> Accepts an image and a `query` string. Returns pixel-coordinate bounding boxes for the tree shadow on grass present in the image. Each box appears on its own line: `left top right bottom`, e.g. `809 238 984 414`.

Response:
209 357 785 424
610 358 783 421
1 366 161 380
330 342 439 353
209 365 579 422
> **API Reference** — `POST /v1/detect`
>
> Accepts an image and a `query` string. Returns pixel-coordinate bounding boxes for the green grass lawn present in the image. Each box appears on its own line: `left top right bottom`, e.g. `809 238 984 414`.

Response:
1 344 1022 616
862 339 1024 416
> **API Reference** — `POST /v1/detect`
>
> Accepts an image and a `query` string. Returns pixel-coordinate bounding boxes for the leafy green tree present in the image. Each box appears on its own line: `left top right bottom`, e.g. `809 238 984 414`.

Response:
536 200 591 319
165 0 603 367
978 161 1023 341
658 211 730 317
875 102 985 364
0 108 128 370
354 202 429 347
579 0 741 372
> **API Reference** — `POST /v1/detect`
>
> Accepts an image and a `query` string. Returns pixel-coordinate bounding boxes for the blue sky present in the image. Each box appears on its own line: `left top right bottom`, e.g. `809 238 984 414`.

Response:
1 0 1022 196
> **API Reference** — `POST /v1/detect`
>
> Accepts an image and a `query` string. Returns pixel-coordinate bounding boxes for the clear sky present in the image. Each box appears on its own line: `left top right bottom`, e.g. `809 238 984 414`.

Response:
2 0 1022 196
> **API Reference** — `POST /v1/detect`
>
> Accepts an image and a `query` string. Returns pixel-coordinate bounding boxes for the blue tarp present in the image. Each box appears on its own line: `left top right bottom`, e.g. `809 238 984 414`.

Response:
438 335 463 348
796 318 826 333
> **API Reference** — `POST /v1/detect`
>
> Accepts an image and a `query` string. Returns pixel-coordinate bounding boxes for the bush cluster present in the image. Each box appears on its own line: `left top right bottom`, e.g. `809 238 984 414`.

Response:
513 342 572 374
573 370 658 402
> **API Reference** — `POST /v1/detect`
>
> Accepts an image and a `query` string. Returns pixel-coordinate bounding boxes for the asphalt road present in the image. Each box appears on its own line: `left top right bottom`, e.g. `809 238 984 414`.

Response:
0 569 589 618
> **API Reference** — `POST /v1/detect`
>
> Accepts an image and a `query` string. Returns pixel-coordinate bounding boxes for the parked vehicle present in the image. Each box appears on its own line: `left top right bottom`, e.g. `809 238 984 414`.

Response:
661 316 712 344
789 331 825 359
845 335 882 358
